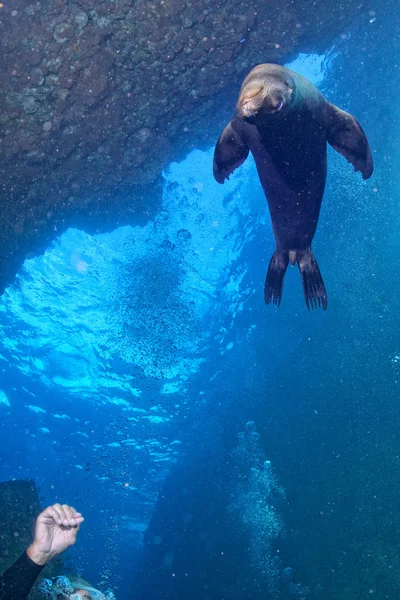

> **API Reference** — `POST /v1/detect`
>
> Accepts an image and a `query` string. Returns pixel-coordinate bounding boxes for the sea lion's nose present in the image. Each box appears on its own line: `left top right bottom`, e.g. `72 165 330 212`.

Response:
266 97 284 113
238 84 263 118
239 100 258 118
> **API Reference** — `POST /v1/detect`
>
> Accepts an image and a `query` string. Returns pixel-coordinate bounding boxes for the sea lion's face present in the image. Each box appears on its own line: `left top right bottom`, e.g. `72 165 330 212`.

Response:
236 67 295 125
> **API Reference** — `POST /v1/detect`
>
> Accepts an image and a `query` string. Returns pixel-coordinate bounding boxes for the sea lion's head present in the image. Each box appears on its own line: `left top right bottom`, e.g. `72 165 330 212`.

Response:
236 64 295 125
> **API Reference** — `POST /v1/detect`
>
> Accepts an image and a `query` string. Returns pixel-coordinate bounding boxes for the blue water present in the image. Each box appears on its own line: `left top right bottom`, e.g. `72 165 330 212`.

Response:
1 6 400 600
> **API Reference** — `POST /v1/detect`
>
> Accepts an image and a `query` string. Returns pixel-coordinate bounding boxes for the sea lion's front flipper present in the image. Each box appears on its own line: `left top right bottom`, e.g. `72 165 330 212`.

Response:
297 249 328 311
264 251 289 307
213 119 249 184
325 102 373 180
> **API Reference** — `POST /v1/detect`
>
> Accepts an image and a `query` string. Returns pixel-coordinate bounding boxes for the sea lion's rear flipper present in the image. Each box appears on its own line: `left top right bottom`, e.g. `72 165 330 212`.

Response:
297 249 328 311
325 102 373 180
213 119 249 184
264 251 289 307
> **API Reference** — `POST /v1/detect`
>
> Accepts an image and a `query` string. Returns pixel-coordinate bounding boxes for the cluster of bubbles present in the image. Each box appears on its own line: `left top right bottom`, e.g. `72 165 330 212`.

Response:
229 422 310 599
229 422 285 597
274 559 310 599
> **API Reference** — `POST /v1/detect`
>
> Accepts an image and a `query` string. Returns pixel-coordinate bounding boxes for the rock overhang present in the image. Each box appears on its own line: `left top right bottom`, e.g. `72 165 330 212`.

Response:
0 0 374 293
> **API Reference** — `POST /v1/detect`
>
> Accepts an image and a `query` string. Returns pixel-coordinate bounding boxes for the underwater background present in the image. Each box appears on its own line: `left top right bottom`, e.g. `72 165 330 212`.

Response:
1 2 400 600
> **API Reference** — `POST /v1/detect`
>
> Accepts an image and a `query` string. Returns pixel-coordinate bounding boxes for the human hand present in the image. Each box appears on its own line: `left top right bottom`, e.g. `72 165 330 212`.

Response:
26 504 84 565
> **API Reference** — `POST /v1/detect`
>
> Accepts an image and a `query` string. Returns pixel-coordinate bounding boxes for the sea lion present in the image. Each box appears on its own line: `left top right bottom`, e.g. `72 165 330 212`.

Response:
213 63 373 310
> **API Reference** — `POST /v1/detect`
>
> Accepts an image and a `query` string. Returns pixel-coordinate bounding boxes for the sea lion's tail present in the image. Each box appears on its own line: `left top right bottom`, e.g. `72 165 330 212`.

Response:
297 249 328 310
264 251 289 307
264 248 328 310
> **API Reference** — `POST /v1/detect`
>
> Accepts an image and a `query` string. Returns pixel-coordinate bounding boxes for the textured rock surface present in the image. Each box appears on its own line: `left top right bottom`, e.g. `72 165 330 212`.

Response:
0 0 372 291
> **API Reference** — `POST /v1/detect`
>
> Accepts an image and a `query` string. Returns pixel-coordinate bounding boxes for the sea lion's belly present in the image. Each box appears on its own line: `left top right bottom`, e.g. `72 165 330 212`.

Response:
249 125 327 250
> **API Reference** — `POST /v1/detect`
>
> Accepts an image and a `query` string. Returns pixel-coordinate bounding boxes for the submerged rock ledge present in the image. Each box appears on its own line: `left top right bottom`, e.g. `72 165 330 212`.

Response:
0 0 370 292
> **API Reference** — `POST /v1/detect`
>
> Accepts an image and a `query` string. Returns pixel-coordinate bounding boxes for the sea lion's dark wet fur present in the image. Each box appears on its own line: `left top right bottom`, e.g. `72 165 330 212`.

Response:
213 64 373 310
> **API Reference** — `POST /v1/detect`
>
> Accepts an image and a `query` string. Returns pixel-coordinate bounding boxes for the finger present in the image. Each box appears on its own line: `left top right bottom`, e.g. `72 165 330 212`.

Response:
40 505 64 526
64 506 84 527
75 516 85 528
62 505 78 527
53 503 69 527
69 507 84 524
69 507 83 517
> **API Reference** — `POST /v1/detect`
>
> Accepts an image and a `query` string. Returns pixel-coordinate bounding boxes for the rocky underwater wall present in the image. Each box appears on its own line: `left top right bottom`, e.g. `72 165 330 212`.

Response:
0 0 375 293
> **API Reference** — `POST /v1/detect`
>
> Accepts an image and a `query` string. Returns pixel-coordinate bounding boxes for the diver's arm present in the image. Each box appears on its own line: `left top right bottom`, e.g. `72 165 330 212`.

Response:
0 504 84 600
0 550 44 600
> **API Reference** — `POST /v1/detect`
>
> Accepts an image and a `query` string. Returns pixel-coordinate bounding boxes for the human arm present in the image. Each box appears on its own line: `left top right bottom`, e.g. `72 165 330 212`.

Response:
0 504 84 600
